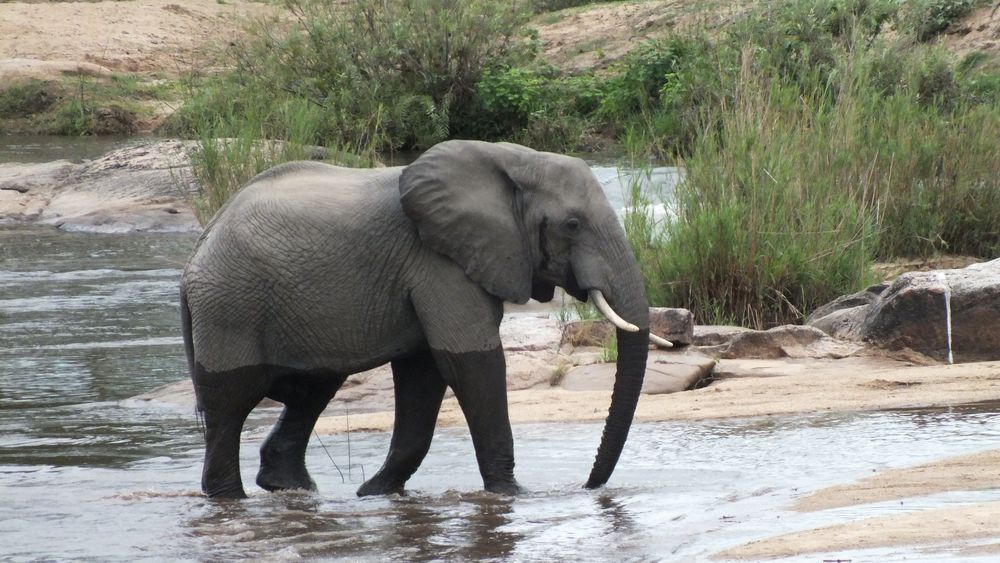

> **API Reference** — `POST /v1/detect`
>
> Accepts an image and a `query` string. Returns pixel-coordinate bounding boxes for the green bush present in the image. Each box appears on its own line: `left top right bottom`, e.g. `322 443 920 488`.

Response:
175 0 533 153
0 80 56 118
905 0 976 42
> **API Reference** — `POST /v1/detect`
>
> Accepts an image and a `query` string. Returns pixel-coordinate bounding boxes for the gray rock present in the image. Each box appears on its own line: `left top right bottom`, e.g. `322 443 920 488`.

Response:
560 307 696 348
860 259 1000 362
649 307 694 345
693 325 753 347
718 325 861 360
0 140 201 233
808 259 1000 362
560 349 715 394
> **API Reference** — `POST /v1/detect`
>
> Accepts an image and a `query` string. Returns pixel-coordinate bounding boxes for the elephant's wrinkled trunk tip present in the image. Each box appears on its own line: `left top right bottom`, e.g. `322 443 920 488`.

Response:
589 289 639 332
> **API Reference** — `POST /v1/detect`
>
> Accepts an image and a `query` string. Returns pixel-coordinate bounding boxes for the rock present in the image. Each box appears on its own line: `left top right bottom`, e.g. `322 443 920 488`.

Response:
560 349 715 394
0 139 202 233
693 325 753 347
809 259 1000 362
561 319 615 348
0 58 113 84
649 307 694 345
561 307 696 348
717 325 862 360
711 354 918 380
861 260 1000 362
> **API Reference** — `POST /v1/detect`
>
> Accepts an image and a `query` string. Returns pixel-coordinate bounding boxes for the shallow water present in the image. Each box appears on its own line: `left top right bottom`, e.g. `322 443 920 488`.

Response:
0 134 153 164
3 228 1000 561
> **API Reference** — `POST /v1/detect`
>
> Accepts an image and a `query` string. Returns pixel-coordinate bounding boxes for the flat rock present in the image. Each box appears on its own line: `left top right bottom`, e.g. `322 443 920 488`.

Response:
560 349 715 394
717 324 862 360
0 139 201 233
693 325 753 347
712 354 920 380
0 58 113 83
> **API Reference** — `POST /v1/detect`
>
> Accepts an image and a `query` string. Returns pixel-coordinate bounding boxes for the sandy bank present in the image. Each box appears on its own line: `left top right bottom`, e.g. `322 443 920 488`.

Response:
314 360 1000 434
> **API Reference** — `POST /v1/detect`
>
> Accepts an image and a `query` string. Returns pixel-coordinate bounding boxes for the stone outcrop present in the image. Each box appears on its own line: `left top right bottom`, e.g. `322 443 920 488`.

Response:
560 307 695 348
0 140 201 233
711 325 862 360
808 259 1000 362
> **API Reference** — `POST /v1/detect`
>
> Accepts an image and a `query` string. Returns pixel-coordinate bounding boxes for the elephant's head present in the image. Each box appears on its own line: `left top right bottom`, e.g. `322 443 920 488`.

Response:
399 140 651 488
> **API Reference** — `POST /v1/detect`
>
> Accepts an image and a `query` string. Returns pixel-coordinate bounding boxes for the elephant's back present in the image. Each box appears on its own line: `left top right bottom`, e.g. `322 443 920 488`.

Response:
182 162 428 374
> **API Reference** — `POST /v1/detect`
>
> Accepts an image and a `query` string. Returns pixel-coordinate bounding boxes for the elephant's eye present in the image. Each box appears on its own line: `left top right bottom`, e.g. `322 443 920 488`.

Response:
565 217 581 234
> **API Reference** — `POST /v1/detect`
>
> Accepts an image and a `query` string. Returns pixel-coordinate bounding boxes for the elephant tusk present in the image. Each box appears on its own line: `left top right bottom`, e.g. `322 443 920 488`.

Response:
649 332 674 348
589 289 640 333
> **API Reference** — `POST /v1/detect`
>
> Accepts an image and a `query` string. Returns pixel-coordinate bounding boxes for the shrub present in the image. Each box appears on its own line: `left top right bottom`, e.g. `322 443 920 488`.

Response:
0 80 57 118
176 0 533 153
905 0 976 42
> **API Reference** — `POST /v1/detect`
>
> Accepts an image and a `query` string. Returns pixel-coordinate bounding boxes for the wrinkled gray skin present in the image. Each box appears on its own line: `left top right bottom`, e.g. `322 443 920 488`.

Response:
181 140 650 499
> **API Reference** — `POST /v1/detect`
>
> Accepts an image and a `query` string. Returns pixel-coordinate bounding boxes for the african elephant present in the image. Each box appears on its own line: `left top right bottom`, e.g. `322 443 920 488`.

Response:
180 140 662 499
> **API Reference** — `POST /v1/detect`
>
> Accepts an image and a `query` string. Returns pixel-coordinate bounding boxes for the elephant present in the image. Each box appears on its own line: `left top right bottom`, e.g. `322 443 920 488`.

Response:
180 140 664 499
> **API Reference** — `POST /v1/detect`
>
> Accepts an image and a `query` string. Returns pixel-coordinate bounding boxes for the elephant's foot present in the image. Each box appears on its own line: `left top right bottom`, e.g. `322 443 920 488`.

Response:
356 473 405 497
204 483 249 500
484 479 524 496
256 463 317 493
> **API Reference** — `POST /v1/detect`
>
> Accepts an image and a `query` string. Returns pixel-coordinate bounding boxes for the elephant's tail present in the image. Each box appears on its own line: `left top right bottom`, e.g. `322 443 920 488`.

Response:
179 284 205 433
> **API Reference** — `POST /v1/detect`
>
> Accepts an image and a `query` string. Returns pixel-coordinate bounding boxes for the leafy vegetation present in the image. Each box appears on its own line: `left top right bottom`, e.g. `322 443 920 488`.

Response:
620 0 1000 327
4 0 997 329
0 74 173 135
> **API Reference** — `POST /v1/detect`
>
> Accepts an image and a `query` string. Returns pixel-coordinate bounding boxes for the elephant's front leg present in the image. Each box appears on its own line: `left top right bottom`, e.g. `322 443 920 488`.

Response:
357 350 447 496
410 265 523 495
432 346 522 495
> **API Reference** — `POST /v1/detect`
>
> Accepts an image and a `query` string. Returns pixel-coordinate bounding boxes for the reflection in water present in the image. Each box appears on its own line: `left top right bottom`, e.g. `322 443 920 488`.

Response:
4 228 1000 561
596 493 636 537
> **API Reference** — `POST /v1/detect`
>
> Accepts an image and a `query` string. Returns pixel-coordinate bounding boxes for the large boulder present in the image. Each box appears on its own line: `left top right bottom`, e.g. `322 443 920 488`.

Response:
808 259 1000 362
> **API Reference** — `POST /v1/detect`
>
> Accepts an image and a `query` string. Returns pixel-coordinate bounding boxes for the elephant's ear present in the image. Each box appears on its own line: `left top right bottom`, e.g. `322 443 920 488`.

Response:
399 140 537 304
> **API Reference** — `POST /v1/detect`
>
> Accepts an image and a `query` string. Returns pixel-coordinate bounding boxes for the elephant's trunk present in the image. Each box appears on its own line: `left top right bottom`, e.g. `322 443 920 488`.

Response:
585 327 649 488
580 228 650 489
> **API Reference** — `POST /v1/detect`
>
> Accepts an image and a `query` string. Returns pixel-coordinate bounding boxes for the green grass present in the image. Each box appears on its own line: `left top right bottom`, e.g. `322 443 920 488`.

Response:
188 97 378 223
0 73 180 135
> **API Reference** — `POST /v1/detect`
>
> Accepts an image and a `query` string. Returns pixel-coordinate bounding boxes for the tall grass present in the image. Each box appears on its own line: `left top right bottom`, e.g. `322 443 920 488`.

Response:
189 98 377 223
627 56 880 328
615 0 1000 326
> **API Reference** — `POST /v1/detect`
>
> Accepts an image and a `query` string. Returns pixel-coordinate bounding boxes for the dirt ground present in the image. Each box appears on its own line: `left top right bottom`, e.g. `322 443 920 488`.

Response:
0 0 276 80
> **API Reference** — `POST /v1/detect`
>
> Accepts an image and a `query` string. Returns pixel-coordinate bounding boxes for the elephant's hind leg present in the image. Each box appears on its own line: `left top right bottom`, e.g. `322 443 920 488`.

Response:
357 351 447 496
196 365 270 499
257 372 344 493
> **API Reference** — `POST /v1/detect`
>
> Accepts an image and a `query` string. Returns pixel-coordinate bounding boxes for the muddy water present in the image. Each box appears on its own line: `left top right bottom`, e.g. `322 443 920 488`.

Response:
3 230 1000 560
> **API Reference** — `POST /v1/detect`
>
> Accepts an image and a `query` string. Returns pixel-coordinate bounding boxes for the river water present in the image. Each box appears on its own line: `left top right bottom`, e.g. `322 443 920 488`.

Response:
2 139 1000 561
